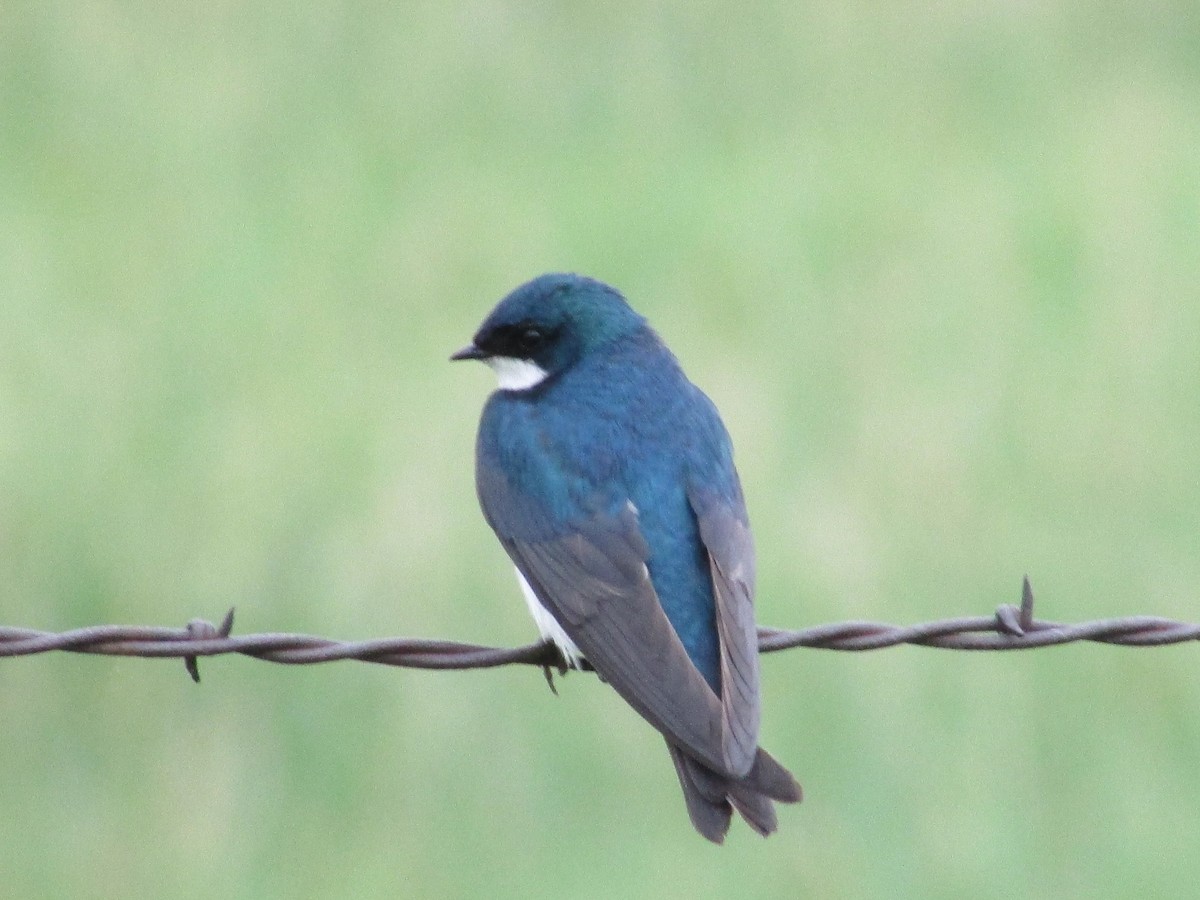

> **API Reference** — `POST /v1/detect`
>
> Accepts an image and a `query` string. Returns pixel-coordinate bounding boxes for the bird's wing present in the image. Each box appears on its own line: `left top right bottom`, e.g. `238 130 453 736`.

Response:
480 465 743 776
687 483 761 777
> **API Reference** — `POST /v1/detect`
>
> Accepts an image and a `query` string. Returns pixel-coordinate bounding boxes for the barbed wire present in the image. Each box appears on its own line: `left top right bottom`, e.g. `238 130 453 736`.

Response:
1 578 1197 684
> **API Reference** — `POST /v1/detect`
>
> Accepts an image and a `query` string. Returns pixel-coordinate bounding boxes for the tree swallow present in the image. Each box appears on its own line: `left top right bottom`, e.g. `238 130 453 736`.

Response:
452 273 801 842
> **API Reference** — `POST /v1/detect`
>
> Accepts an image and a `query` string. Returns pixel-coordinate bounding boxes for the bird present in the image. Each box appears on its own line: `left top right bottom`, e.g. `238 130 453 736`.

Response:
451 273 801 842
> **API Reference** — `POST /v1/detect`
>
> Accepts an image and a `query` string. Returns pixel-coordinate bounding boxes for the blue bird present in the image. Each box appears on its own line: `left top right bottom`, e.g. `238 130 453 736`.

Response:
452 273 801 842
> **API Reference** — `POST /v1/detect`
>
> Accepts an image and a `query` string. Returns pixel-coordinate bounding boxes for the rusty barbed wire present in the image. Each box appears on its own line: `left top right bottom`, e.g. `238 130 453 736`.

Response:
1 578 1197 684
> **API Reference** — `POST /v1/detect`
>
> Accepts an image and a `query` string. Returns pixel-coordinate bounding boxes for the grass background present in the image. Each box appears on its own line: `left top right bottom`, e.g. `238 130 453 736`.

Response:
2 2 1199 897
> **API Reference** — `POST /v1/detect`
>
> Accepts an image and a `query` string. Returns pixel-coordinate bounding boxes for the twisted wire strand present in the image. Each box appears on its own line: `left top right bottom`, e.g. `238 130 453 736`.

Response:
2 579 1197 683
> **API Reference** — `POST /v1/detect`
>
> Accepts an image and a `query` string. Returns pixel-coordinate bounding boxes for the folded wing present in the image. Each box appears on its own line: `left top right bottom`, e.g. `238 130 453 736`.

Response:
481 461 759 778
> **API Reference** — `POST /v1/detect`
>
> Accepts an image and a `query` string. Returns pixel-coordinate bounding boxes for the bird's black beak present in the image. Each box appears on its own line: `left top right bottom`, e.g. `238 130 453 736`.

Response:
450 344 486 362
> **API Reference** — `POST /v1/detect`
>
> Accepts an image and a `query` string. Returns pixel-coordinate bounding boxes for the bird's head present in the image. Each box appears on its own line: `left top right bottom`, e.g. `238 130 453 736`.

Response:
451 273 646 392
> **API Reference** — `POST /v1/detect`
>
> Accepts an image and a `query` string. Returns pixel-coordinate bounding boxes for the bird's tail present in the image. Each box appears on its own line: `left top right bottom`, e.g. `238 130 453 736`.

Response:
666 741 802 843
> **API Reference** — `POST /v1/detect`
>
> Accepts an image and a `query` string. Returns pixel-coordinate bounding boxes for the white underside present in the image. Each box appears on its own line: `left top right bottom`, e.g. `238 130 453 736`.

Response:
486 356 549 391
515 568 585 668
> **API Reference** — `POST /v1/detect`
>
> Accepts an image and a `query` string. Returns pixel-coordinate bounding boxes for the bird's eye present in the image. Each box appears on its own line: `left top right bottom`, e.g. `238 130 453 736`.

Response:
518 327 545 353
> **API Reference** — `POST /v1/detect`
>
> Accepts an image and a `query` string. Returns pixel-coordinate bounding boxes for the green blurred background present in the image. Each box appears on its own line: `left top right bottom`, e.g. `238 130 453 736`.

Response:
2 2 1198 897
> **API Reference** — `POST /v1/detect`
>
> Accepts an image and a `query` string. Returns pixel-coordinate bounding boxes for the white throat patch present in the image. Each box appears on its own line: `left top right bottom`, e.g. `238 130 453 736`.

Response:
486 356 549 392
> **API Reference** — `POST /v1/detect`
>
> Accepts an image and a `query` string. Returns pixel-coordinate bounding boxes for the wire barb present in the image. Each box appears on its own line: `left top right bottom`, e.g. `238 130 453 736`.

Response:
183 609 236 683
1 580 1198 674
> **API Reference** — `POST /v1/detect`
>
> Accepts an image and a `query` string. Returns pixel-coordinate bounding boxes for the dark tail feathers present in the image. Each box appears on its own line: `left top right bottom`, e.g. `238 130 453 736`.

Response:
666 742 802 843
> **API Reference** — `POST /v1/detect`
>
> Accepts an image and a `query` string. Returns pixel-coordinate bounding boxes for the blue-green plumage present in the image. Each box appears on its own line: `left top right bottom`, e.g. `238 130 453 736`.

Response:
454 273 800 842
477 325 733 690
